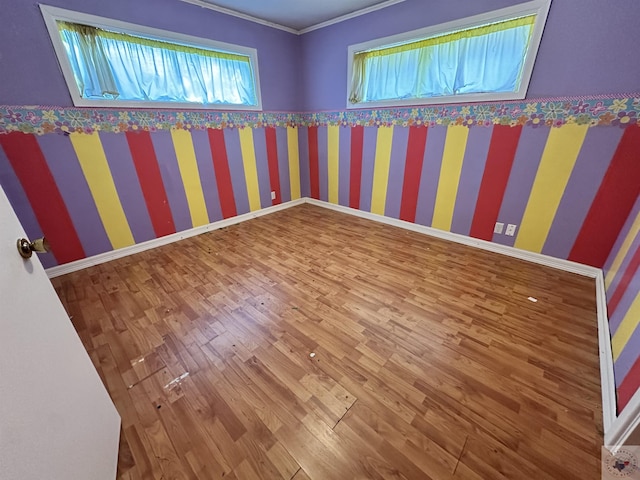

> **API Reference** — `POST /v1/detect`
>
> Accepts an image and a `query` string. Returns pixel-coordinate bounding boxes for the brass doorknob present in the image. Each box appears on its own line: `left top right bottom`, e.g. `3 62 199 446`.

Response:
17 237 50 259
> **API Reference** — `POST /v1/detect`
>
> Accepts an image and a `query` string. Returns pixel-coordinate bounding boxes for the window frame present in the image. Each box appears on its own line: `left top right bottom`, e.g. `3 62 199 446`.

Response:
40 4 263 111
345 0 552 109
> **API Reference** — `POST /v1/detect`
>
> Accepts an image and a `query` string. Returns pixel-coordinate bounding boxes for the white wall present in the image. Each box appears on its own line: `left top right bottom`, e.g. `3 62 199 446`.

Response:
0 185 120 480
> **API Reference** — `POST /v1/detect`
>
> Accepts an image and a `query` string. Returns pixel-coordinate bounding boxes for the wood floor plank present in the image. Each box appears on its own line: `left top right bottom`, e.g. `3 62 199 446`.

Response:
290 468 311 480
52 204 603 479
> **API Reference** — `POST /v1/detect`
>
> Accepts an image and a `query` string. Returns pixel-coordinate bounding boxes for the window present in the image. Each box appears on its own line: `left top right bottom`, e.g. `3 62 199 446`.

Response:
347 0 551 108
40 5 262 110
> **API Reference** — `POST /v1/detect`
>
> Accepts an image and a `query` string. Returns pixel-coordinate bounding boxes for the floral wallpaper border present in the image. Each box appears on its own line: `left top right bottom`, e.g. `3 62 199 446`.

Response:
309 97 640 129
1 95 639 135
0 109 300 135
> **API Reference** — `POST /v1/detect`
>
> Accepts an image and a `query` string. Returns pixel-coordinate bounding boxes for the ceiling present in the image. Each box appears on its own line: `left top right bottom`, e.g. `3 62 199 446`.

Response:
181 0 404 33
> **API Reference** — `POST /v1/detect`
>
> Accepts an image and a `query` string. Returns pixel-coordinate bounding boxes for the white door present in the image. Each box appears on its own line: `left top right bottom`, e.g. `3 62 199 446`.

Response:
0 184 120 480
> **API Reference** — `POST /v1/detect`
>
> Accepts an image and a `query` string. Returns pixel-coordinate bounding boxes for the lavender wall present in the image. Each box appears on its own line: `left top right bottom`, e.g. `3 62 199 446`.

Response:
0 0 301 111
299 0 640 111
4 0 639 112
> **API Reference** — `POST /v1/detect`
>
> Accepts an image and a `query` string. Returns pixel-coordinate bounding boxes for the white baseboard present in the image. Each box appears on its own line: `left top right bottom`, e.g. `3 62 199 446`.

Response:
596 271 617 434
606 384 640 446
46 195 620 444
45 198 305 279
306 198 599 276
305 198 618 437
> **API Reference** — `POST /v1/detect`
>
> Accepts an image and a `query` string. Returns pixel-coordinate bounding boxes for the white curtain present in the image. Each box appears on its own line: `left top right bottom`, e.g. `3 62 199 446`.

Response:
58 22 257 106
350 18 534 104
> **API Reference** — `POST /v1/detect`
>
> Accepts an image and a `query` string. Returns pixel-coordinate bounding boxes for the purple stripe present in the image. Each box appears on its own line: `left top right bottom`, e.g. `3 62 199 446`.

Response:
252 128 272 208
608 230 640 302
609 238 640 333
359 126 378 212
338 125 351 207
614 304 640 387
451 126 493 236
99 132 155 244
223 128 250 215
317 126 328 202
37 134 111 257
150 130 192 232
605 196 640 283
384 126 409 219
191 129 223 223
492 126 551 247
276 127 291 203
298 127 310 198
415 126 447 227
0 145 56 268
542 127 624 259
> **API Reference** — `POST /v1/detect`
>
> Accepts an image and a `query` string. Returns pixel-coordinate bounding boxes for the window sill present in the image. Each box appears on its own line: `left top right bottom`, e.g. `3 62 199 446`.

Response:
70 98 263 111
347 91 526 110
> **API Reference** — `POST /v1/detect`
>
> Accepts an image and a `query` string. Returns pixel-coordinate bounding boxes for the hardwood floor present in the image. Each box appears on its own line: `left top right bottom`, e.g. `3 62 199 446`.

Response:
52 204 603 479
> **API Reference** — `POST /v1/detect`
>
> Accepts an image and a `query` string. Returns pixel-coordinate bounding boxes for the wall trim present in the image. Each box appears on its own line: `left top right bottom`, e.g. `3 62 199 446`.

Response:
597 271 618 434
177 0 406 35
607 384 640 446
45 198 305 279
304 198 618 437
297 0 407 34
305 198 599 276
177 0 299 34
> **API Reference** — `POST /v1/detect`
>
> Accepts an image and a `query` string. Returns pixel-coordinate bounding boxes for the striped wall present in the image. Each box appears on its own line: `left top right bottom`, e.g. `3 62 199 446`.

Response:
605 196 640 413
300 123 640 269
2 103 640 418
0 127 301 268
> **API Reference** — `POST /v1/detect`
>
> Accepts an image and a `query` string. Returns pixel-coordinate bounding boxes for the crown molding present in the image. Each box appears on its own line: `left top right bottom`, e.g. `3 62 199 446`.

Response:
178 0 299 34
298 0 406 34
178 0 407 35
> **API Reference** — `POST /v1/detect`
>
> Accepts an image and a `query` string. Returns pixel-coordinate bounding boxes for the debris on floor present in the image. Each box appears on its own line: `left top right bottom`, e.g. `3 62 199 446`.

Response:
164 372 190 390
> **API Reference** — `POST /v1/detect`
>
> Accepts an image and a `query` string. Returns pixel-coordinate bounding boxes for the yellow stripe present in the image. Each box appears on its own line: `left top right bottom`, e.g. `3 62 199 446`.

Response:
69 132 134 249
238 127 262 211
612 291 640 360
370 126 394 215
605 210 640 289
328 125 340 204
514 124 589 252
170 129 209 227
432 125 469 231
287 127 301 200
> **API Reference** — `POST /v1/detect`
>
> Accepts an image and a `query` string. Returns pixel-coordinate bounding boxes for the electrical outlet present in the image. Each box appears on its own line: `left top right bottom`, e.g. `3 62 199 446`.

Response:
271 191 276 200
505 224 517 236
494 222 504 234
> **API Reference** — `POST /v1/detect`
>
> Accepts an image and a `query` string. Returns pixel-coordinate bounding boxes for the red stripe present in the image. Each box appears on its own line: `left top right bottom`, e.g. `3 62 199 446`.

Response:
0 132 85 264
349 126 364 209
399 126 428 222
208 128 237 219
265 127 281 206
618 355 640 412
607 246 640 316
125 131 176 238
469 125 522 241
308 126 320 199
569 127 640 267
